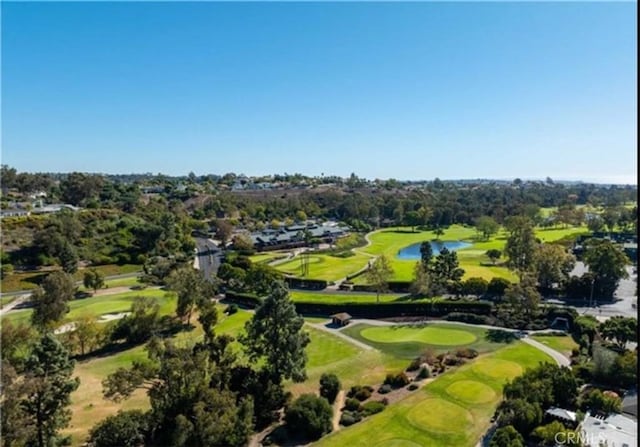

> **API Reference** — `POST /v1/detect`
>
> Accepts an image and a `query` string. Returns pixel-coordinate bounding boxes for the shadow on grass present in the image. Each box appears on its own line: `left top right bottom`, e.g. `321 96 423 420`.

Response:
485 329 517 344
263 425 321 447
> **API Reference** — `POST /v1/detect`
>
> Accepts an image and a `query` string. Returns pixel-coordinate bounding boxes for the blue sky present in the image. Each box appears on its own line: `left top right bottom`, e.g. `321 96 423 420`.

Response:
2 2 637 183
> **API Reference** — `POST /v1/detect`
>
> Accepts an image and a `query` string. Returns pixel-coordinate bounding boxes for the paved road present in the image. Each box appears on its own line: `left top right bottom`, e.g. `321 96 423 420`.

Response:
559 263 637 321
194 237 223 282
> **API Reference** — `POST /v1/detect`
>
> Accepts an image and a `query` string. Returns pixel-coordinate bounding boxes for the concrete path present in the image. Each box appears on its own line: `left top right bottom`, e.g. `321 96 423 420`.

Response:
522 337 571 367
307 321 374 351
331 390 346 432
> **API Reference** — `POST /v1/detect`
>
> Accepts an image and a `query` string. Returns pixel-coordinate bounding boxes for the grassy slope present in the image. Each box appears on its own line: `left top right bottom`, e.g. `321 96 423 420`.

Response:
314 342 552 447
290 291 406 304
0 264 142 293
1 289 176 326
531 334 579 357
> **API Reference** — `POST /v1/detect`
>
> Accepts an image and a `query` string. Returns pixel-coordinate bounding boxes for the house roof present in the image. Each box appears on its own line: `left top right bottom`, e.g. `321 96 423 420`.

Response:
546 407 577 422
580 412 637 447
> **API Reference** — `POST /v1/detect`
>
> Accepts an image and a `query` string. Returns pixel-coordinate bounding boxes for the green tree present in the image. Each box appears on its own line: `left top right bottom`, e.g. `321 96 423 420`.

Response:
534 243 576 290
579 389 622 414
241 281 310 383
504 216 537 278
88 410 149 447
213 219 233 246
365 255 394 303
489 425 524 447
410 262 432 298
31 271 76 330
531 421 578 446
1 319 37 372
431 247 464 292
419 241 433 267
599 316 637 350
1 362 37 446
475 216 499 241
70 315 100 356
167 266 215 324
285 394 333 440
583 239 629 299
60 172 104 206
486 249 502 265
462 277 488 297
83 268 105 293
58 242 78 274
433 226 445 240
504 275 541 318
613 350 637 388
319 373 341 404
23 333 80 447
111 296 161 344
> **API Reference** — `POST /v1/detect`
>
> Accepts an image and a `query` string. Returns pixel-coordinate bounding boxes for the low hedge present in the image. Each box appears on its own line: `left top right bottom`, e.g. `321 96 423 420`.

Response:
291 300 492 318
224 292 494 318
284 277 328 290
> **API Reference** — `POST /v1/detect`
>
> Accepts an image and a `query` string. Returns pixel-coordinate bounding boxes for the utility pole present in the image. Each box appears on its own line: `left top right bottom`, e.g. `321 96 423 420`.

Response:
589 277 595 308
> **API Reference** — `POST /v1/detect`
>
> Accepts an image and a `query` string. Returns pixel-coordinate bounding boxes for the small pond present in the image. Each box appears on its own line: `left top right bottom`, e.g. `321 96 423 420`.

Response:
396 240 472 260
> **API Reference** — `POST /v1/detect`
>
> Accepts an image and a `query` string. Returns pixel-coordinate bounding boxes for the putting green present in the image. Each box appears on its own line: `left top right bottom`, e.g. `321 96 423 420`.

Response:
446 380 496 404
472 359 523 380
360 326 477 346
377 440 423 447
406 398 473 433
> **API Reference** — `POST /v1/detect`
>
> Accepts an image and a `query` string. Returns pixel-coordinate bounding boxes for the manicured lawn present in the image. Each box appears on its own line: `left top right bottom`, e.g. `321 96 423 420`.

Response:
289 328 406 396
531 334 578 357
290 291 405 304
249 252 289 264
360 325 478 346
343 323 511 359
274 252 371 281
314 342 552 447
1 289 176 326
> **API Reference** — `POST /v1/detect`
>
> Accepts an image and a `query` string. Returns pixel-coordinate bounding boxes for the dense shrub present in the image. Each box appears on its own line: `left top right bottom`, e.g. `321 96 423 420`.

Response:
378 384 392 394
384 372 410 388
406 358 421 372
344 398 361 412
347 385 373 401
339 411 361 427
407 384 419 391
319 373 341 404
417 366 431 379
487 277 511 298
361 401 386 416
445 312 492 325
285 394 333 440
225 304 239 315
88 410 149 447
454 348 479 359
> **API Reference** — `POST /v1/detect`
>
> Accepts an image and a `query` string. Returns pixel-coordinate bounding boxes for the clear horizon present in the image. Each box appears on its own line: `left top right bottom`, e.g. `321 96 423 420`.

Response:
2 2 637 184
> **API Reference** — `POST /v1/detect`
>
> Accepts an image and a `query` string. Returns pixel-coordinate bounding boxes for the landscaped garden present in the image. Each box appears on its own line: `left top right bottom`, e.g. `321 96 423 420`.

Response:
313 342 553 447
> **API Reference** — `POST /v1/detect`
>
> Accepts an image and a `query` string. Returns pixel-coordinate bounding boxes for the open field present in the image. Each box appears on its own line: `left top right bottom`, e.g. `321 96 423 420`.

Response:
531 334 579 357
290 291 406 304
1 288 176 326
343 323 511 359
314 342 552 447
